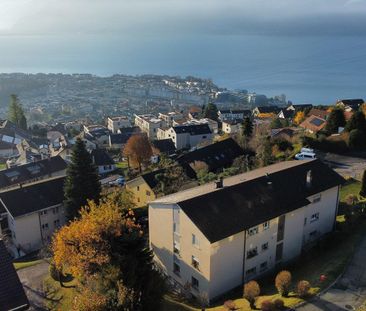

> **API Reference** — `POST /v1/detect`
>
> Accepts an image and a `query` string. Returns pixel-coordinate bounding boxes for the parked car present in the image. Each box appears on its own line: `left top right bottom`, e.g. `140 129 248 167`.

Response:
108 176 125 186
295 148 316 160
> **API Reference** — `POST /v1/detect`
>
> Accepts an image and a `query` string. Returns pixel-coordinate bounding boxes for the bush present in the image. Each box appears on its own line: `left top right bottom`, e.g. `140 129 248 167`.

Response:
274 298 285 309
261 299 275 311
49 263 63 281
224 300 237 310
275 270 292 297
348 129 366 150
297 280 311 298
243 280 260 309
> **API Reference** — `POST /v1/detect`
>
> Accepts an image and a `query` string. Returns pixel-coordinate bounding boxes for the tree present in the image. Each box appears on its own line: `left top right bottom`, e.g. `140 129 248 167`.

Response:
63 138 101 220
348 129 366 150
325 108 346 134
243 280 260 309
8 94 27 130
275 270 292 297
360 170 366 197
52 199 166 310
203 103 218 121
297 280 311 298
270 117 283 129
123 135 152 173
261 299 275 311
240 117 254 148
294 111 305 125
345 111 366 132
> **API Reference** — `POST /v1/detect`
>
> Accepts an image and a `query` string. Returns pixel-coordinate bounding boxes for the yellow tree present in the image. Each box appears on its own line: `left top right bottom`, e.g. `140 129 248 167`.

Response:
123 134 152 172
294 111 305 125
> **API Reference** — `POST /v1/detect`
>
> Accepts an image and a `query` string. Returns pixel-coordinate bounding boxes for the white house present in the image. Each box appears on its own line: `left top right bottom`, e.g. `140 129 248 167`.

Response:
107 116 131 134
0 177 66 256
218 109 250 121
134 114 163 139
157 124 212 151
149 160 344 302
90 149 116 175
222 119 242 134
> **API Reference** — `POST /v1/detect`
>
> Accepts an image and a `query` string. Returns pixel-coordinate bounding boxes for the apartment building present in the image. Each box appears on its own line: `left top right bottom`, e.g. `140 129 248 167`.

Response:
218 109 251 121
149 160 344 302
158 112 184 128
134 114 162 139
0 177 66 256
157 124 212 151
222 119 243 134
107 116 131 133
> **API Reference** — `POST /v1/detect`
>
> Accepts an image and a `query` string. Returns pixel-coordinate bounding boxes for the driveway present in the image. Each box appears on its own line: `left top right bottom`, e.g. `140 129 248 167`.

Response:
17 261 49 311
296 236 366 311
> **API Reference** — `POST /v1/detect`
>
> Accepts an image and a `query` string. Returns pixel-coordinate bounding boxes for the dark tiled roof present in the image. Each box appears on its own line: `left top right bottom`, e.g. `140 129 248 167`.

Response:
0 177 65 218
255 106 280 113
90 149 115 166
161 160 344 243
151 139 176 154
177 138 246 178
109 133 131 145
119 126 141 135
278 109 294 119
338 99 364 108
0 240 29 311
0 156 67 189
141 169 166 189
173 124 211 135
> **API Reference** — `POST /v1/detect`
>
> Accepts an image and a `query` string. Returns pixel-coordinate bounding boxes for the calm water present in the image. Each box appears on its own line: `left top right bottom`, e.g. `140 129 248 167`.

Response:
0 34 365 104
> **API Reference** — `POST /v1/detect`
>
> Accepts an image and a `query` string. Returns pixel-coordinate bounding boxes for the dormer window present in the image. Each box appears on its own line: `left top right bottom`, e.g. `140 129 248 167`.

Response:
306 170 312 188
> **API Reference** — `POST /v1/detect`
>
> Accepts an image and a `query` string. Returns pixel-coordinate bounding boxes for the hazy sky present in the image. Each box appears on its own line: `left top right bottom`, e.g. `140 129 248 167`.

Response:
1 0 366 36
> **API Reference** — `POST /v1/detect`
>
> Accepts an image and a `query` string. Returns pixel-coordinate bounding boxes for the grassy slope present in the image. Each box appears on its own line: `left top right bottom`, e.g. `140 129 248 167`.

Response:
13 259 43 271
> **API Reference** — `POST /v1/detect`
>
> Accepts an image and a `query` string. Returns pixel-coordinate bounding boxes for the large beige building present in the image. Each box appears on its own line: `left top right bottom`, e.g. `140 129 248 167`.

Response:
107 116 131 133
149 160 344 302
134 114 162 139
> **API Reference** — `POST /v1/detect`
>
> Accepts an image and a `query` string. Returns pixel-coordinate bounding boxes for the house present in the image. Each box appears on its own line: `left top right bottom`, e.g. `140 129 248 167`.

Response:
286 104 313 112
300 115 327 134
222 119 243 134
83 125 110 148
270 128 296 141
252 106 280 118
157 124 213 151
0 120 32 149
125 169 165 207
176 138 245 178
277 109 294 120
218 109 251 121
151 139 177 156
134 114 163 139
0 239 29 311
336 99 364 112
107 116 131 133
90 149 116 175
0 156 67 190
159 112 184 128
149 160 344 302
0 177 66 255
109 127 142 150
308 108 329 120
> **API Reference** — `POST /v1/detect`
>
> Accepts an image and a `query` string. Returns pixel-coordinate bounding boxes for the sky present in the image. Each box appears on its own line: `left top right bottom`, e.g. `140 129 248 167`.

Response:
1 0 366 37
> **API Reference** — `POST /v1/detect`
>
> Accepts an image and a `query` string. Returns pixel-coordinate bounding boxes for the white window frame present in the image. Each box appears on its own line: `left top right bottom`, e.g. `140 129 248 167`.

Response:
248 226 259 236
263 221 270 230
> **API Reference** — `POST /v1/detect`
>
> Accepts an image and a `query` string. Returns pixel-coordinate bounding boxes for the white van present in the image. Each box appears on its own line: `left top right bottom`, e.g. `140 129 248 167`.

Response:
295 152 316 160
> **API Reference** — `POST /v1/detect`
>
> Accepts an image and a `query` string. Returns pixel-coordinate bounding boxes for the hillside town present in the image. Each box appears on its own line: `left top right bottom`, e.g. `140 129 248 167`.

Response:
1 90 366 311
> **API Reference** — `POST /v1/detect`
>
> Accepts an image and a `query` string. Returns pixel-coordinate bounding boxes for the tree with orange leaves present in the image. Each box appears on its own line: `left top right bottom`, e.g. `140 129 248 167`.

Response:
52 197 166 310
294 111 305 125
123 134 152 173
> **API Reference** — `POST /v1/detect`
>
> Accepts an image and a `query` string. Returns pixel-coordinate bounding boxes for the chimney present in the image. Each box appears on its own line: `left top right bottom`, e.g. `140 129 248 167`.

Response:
215 177 224 189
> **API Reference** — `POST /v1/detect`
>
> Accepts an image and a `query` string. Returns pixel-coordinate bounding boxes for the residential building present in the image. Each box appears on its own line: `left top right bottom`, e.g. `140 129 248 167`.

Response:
157 124 212 151
308 108 330 120
222 119 243 134
176 138 246 178
134 114 163 139
336 99 364 112
151 139 177 156
90 149 116 175
218 109 251 121
159 112 184 128
0 156 67 190
0 239 29 310
300 115 327 134
286 104 313 112
83 125 110 148
125 169 165 207
149 160 344 302
0 177 66 255
107 116 131 133
270 128 297 141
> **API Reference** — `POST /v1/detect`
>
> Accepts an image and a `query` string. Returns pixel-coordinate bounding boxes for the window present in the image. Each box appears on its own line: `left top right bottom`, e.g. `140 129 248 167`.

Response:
173 241 180 256
312 194 321 203
261 242 269 251
304 217 307 226
260 261 268 272
310 212 319 223
137 186 140 191
192 276 199 290
192 256 200 270
246 247 258 259
248 226 258 236
192 234 199 247
42 223 49 230
54 219 60 227
173 222 179 233
146 190 151 196
263 221 270 230
137 198 140 203
246 267 256 276
173 263 181 276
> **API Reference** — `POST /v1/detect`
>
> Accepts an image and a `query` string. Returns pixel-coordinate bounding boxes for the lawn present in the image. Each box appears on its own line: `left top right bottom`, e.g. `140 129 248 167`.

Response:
0 163 7 170
340 178 362 202
116 161 128 169
13 259 44 271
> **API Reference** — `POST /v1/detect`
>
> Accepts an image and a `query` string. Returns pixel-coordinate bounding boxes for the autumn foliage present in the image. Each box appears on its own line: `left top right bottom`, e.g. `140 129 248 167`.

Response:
275 270 292 297
297 280 311 298
243 280 260 308
294 111 305 125
123 134 152 172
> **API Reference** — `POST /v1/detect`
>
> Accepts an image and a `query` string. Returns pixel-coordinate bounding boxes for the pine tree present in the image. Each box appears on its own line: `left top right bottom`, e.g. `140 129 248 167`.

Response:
345 111 366 132
241 117 253 148
63 138 101 220
203 103 218 121
8 95 27 130
360 170 366 197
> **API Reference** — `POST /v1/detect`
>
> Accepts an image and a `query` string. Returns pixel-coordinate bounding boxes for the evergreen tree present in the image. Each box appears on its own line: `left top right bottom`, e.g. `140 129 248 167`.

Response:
270 117 283 129
325 108 346 134
242 117 253 138
63 138 101 220
360 170 366 197
8 94 27 130
203 103 218 121
345 111 366 132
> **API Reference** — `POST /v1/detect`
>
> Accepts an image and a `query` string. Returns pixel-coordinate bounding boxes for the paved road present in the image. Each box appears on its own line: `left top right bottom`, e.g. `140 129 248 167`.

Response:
296 236 366 311
17 261 49 311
